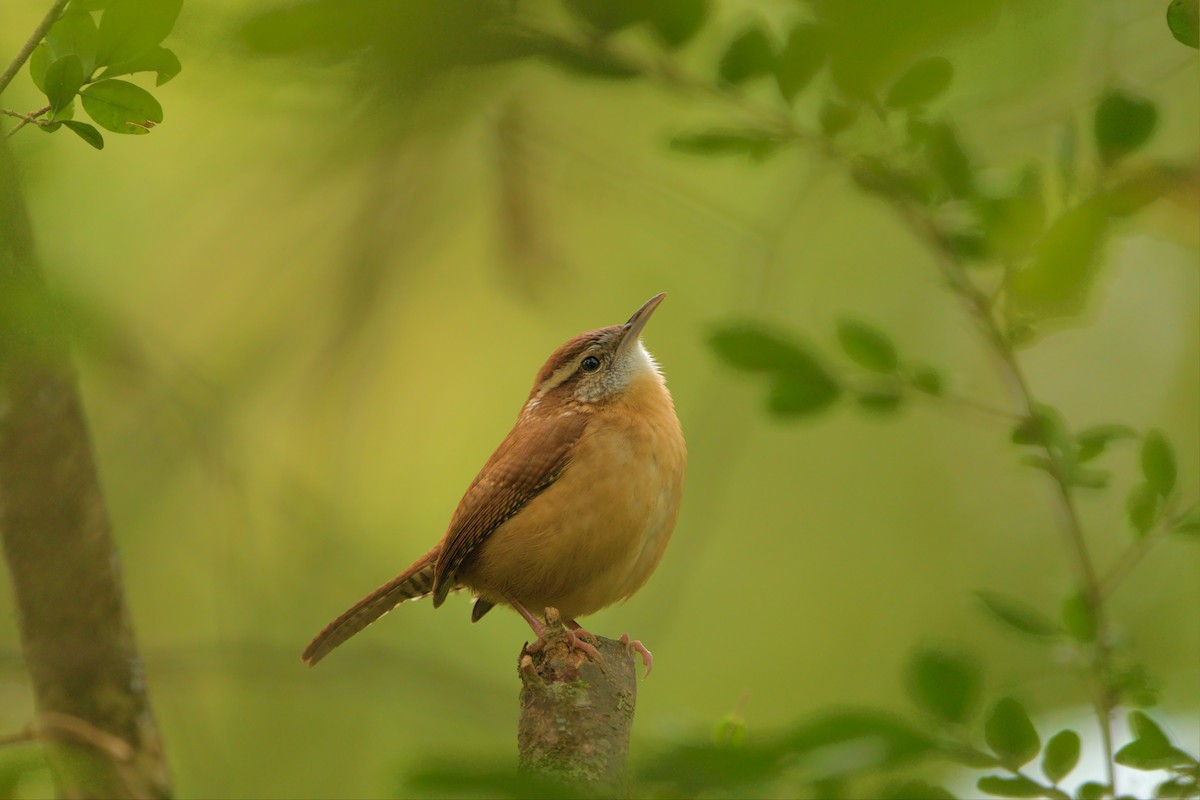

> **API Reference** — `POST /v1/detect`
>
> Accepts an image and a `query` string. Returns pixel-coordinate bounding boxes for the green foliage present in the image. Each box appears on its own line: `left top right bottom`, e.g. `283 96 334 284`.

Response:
709 324 841 418
670 130 781 161
10 0 181 147
775 23 827 103
837 319 899 373
1094 90 1158 165
1042 730 1081 784
985 697 1041 768
906 648 980 724
1140 430 1177 497
718 26 775 85
647 0 709 49
1061 590 1097 644
1009 198 1109 321
975 591 1061 640
977 774 1045 798
1167 0 1200 48
885 57 954 109
1115 712 1198 771
80 79 162 134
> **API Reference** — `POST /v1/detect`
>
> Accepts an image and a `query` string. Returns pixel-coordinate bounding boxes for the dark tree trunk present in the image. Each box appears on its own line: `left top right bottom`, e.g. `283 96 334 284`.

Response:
0 138 172 798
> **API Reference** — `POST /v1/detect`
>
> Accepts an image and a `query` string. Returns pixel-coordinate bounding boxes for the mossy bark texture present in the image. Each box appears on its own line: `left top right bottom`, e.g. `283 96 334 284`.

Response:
517 614 637 795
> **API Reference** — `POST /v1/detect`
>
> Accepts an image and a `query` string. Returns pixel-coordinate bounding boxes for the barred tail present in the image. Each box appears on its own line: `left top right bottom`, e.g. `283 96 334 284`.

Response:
301 545 440 666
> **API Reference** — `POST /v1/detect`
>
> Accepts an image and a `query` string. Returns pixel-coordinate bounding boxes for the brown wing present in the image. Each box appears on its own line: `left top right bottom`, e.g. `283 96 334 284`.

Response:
432 410 588 606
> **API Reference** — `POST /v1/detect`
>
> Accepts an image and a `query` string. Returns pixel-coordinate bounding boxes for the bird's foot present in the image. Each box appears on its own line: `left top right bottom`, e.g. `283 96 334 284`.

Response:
620 633 653 678
516 604 603 664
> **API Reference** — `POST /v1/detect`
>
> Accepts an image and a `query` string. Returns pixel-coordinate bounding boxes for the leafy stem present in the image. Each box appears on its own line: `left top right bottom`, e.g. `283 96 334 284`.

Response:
0 0 69 98
1100 499 1195 599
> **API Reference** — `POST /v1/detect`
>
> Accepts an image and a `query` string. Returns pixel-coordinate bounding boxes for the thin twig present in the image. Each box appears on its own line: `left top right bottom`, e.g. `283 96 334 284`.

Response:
0 0 69 97
1100 499 1193 599
0 726 36 747
3 105 51 138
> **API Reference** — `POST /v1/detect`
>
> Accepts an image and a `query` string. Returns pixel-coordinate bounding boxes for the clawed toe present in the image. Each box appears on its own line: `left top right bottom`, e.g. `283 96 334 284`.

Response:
620 633 653 678
565 627 603 662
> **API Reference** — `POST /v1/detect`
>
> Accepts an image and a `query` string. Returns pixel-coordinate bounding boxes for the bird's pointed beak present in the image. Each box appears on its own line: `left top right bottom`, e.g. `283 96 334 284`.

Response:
617 293 667 357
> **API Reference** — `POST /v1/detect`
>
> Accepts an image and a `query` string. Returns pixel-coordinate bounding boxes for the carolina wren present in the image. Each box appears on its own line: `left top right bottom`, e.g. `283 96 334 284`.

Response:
302 293 685 674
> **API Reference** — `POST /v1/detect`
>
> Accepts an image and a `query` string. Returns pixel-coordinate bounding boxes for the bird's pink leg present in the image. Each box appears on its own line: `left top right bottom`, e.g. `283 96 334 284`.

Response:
620 633 653 678
513 602 601 662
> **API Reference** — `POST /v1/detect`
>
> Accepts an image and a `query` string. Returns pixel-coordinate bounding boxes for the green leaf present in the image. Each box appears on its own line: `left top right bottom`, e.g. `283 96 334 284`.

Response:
533 40 641 79
1061 590 1096 643
712 714 746 748
563 0 645 33
1156 777 1200 799
1070 467 1110 490
1141 429 1176 496
63 120 104 149
45 10 100 74
43 55 85 114
96 0 182 66
1168 0 1200 48
885 57 954 108
709 325 812 372
1126 482 1161 536
29 43 51 93
837 319 899 373
100 45 181 85
924 122 974 199
1075 423 1136 462
1042 730 1081 783
1113 665 1161 708
784 710 935 770
978 166 1046 260
850 157 932 205
647 0 708 49
1116 713 1195 770
975 591 1061 639
855 388 904 414
1075 782 1109 800
984 697 1041 768
718 27 775 85
881 779 957 800
909 365 944 396
768 367 841 418
977 775 1045 798
669 130 780 161
819 101 858 138
1129 710 1170 745
79 78 163 134
906 648 980 724
1094 89 1158 165
1173 506 1200 536
1009 198 1110 321
1011 405 1067 450
775 24 826 103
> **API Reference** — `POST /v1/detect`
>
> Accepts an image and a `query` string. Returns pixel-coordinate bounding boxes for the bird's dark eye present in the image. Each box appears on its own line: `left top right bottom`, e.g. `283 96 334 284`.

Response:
580 355 601 373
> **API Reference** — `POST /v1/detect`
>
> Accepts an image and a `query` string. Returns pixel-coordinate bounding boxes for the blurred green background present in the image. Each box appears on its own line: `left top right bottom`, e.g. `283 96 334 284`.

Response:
0 0 1197 797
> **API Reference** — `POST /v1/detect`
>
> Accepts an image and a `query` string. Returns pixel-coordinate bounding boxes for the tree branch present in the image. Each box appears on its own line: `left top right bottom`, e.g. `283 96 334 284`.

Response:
0 0 69 98
0 125 171 799
517 609 637 793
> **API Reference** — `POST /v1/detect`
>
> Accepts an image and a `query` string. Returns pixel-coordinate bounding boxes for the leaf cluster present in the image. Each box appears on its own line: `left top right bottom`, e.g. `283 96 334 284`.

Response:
17 0 181 148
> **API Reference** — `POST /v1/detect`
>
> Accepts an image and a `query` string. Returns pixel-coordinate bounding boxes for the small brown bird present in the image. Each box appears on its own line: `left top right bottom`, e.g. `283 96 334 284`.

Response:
302 293 685 674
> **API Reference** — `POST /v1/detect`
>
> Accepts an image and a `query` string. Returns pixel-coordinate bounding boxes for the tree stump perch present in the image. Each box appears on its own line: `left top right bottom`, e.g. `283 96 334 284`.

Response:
517 609 637 795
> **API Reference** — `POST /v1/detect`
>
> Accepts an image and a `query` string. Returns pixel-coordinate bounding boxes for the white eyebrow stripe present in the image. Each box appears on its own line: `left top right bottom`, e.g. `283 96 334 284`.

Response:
536 359 581 398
